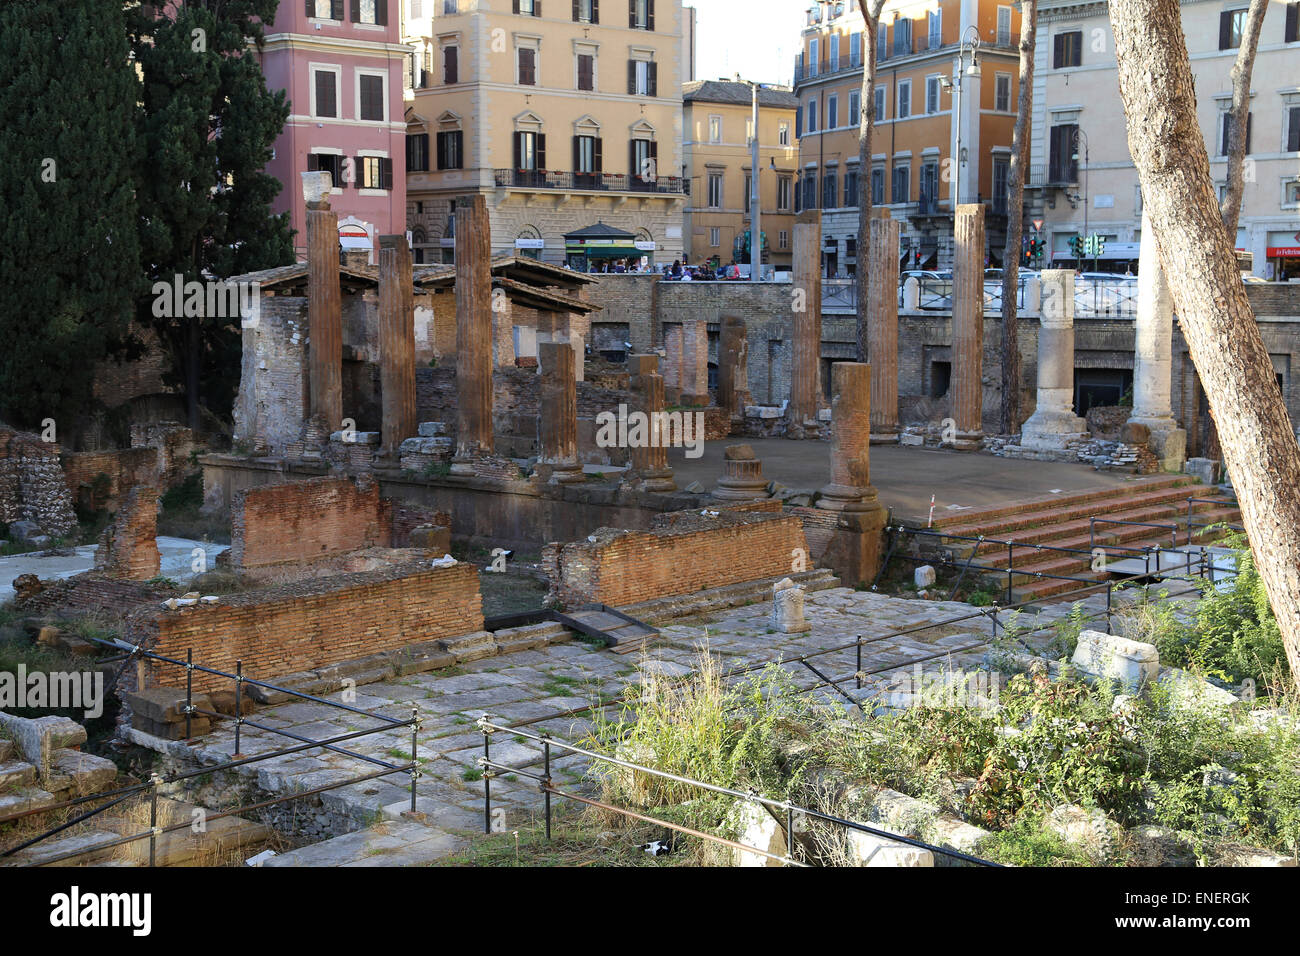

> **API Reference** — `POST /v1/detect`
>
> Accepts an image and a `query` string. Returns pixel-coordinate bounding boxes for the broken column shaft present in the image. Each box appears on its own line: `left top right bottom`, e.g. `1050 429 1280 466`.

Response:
306 195 342 433
789 209 823 437
378 234 417 457
868 213 900 443
538 341 584 483
451 195 494 471
950 203 985 451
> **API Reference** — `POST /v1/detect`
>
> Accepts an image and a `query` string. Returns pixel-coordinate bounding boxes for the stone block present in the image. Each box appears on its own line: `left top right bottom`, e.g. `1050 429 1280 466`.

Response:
0 713 88 769
124 687 213 724
418 421 449 437
1184 457 1219 485
846 831 934 866
1071 630 1159 688
1119 421 1151 444
42 749 118 797
914 565 936 588
729 800 787 867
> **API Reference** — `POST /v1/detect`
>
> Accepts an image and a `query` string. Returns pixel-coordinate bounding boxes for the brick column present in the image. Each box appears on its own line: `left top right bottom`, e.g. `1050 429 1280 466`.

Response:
1021 269 1088 450
626 353 675 492
662 323 684 403
789 209 823 437
718 315 750 423
305 191 342 434
538 341 584 483
868 214 900 443
680 318 709 406
949 203 985 451
378 235 417 457
818 362 881 512
1128 209 1186 470
451 195 493 472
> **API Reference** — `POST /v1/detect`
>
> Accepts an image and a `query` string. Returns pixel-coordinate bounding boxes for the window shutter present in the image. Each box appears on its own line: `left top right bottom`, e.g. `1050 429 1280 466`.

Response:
537 134 546 169
350 0 360 22
1052 33 1064 68
629 140 636 178
376 0 387 25
331 0 344 19
514 132 522 170
1288 3 1299 43
592 0 599 24
573 135 580 171
628 60 636 94
594 137 603 173
535 1 543 17
573 0 579 20
1219 11 1231 50
646 0 654 31
1246 112 1253 154
306 0 314 17
648 61 657 97
382 158 393 190
453 131 463 168
307 153 320 171
628 0 635 28
1289 107 1300 152
513 0 521 14
445 46 458 84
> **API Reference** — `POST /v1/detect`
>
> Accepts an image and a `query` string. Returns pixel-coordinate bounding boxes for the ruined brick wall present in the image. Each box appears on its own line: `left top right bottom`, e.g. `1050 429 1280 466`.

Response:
91 322 175 414
62 447 159 513
0 429 78 537
94 485 161 580
229 475 392 569
232 294 308 455
124 562 484 693
391 503 452 546
543 510 808 607
12 574 169 617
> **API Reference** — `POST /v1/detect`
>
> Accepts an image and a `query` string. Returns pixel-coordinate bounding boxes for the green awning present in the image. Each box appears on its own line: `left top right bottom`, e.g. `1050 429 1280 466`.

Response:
569 244 641 258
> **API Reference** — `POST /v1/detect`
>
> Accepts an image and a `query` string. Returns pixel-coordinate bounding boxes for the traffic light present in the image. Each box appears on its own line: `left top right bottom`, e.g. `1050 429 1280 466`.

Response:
1068 235 1083 259
913 250 922 267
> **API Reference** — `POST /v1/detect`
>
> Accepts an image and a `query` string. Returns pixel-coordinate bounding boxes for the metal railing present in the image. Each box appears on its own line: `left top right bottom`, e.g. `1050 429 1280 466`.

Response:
493 168 686 194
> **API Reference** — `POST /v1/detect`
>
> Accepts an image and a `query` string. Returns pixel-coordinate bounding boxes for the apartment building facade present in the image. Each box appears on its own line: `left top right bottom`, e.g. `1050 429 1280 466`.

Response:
403 0 686 268
260 0 411 260
682 80 800 270
1029 0 1300 279
793 0 1023 274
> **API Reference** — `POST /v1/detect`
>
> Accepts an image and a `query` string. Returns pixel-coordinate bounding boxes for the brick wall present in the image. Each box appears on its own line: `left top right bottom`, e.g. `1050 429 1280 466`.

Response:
94 485 161 580
543 509 808 607
124 562 484 693
0 428 78 537
229 475 393 569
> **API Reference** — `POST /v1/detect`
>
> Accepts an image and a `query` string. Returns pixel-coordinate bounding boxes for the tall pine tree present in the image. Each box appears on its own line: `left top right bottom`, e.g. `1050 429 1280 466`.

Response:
128 0 294 430
0 0 141 433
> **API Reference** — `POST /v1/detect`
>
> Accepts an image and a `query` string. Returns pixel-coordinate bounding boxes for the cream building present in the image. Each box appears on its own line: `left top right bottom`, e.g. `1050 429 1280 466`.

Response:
401 0 686 269
682 79 800 270
1029 0 1300 278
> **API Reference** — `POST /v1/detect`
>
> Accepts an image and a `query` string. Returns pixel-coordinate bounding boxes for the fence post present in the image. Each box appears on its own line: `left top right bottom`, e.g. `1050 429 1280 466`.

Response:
149 773 161 867
481 721 492 835
409 705 420 814
184 648 193 740
1106 582 1113 631
786 805 797 865
233 659 244 757
543 737 552 841
855 638 862 691
1005 540 1014 604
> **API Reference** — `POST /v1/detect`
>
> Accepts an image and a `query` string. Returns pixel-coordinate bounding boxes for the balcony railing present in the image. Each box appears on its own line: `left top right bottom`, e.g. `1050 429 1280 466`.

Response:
493 169 686 194
819 276 1140 318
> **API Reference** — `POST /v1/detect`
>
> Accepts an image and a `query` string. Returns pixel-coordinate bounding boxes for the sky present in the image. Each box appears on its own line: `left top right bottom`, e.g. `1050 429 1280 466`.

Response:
688 0 809 87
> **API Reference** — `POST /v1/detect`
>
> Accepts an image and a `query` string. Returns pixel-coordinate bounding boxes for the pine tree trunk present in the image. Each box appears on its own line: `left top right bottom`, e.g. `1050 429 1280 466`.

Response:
999 0 1036 436
1110 0 1300 690
1220 0 1266 237
855 1 886 364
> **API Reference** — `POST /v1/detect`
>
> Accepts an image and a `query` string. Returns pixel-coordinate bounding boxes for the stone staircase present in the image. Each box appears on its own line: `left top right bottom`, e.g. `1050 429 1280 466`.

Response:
925 475 1241 602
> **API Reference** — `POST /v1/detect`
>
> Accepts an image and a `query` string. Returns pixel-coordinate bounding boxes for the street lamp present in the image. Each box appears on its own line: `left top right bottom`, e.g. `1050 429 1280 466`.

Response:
747 80 775 282
941 26 981 211
1071 127 1091 270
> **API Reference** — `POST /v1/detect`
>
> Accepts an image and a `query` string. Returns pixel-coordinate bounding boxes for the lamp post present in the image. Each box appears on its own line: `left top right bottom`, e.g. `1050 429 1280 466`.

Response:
942 26 981 211
1072 127 1092 271
751 80 762 283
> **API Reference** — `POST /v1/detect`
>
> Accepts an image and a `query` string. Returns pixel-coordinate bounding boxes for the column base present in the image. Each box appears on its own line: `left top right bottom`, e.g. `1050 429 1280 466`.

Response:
1127 416 1186 472
623 468 677 493
816 483 882 513
870 429 901 445
713 479 770 501
1020 409 1089 451
536 461 586 484
944 431 984 452
818 506 888 587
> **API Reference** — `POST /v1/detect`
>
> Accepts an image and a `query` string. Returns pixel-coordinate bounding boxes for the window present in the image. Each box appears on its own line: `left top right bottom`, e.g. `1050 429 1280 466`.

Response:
802 172 817 209
308 152 344 187
411 0 422 14
848 90 860 127
928 9 941 49
444 0 458 11
809 38 819 76
829 34 840 71
444 45 459 84
358 73 385 122
630 0 654 31
777 175 791 210
779 230 789 249
314 68 338 118
920 161 939 209
518 48 537 86
1287 105 1300 152
628 59 657 96
850 31 861 67
407 133 429 171
710 227 721 247
997 6 1012 46
515 0 538 14
925 75 940 114
877 24 888 63
574 134 601 173
1285 180 1300 205
743 174 752 212
1048 123 1079 182
807 98 818 133
1288 3 1299 43
707 171 723 207
823 168 838 208
897 79 911 119
992 155 1009 213
1219 111 1253 156
995 74 1011 112
827 94 838 129
1219 9 1246 50
778 121 790 146
871 165 884 204
359 155 393 190
514 130 544 169
437 130 463 169
708 116 722 143
352 0 387 25
631 138 656 180
574 0 598 23
844 166 859 207
577 53 595 90
893 16 912 56
311 0 344 20
1053 31 1081 68
891 163 910 204
874 85 886 121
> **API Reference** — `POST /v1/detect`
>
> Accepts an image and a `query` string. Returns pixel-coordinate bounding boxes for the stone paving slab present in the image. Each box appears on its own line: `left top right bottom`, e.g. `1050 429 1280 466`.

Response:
262 819 466 867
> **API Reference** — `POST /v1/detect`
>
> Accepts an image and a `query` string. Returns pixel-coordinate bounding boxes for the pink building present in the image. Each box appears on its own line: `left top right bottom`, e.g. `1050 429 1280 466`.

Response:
260 0 409 261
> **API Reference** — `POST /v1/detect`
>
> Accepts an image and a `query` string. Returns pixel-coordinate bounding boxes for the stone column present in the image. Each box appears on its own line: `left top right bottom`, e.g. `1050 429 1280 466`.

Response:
868 215 900 443
902 276 920 311
491 293 517 368
713 443 768 501
818 362 881 512
304 176 342 435
1020 269 1088 450
378 234 417 457
789 209 823 437
451 194 493 471
626 353 675 492
949 203 985 450
717 315 750 423
1128 210 1187 471
662 323 684 403
680 319 710 406
538 341 584 483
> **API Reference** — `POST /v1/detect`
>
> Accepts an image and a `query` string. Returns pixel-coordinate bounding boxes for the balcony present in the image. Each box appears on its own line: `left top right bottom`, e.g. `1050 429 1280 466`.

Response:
493 169 686 195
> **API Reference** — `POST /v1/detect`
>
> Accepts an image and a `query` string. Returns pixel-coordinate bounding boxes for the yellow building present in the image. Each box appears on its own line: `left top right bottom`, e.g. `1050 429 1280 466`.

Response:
682 79 800 271
402 0 686 269
794 0 1022 273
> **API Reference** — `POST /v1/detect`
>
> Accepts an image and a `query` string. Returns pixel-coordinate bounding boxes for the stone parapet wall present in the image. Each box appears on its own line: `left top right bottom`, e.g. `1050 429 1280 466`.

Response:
230 475 392 570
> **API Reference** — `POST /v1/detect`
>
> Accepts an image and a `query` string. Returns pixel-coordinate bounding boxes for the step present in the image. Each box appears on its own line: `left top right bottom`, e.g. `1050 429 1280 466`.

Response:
0 785 58 820
6 830 121 868
0 739 13 762
0 759 36 790
926 475 1192 530
262 819 466 867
